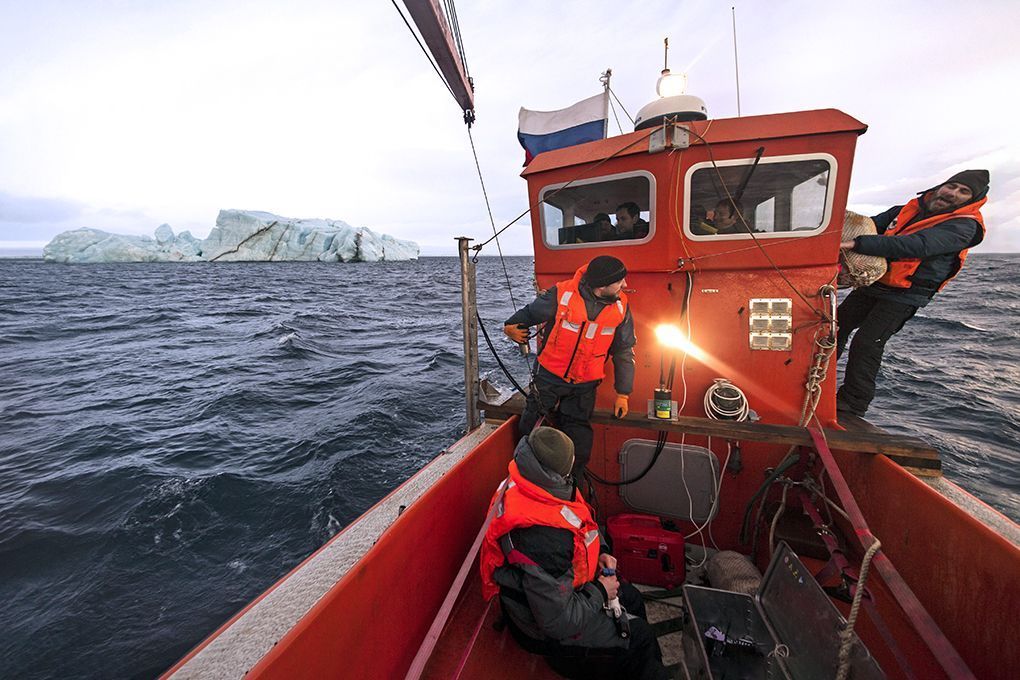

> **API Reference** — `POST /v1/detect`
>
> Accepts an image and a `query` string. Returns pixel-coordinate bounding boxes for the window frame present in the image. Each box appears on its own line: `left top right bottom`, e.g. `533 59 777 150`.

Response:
538 170 657 250
682 153 838 242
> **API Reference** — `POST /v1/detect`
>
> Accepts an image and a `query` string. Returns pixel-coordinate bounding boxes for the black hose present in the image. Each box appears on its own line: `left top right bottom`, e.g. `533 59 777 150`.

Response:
585 431 669 487
476 310 529 397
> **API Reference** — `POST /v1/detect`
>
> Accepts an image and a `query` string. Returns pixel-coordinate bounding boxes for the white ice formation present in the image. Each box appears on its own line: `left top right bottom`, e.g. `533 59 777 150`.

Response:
42 210 419 263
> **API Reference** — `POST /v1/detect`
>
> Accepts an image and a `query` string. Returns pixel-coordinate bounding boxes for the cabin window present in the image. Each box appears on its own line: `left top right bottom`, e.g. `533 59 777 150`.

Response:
539 171 655 248
684 154 836 240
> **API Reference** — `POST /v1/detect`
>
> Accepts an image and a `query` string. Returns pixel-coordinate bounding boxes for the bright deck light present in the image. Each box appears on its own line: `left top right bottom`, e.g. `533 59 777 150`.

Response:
655 323 692 351
655 69 687 98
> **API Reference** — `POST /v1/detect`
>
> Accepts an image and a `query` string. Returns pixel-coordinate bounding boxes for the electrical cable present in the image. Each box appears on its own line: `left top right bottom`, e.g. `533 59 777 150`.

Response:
475 310 528 397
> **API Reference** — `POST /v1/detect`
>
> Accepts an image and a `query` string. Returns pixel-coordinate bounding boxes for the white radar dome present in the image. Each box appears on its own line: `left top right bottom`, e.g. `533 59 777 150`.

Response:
634 69 708 130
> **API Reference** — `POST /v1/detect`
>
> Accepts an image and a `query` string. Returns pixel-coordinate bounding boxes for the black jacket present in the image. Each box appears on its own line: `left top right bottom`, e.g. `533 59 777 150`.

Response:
491 437 626 649
505 283 636 394
853 204 982 307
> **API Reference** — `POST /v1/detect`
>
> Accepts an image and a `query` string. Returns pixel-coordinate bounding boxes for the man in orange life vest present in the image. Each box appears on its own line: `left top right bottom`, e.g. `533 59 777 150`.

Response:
480 427 669 680
503 255 636 475
837 169 989 416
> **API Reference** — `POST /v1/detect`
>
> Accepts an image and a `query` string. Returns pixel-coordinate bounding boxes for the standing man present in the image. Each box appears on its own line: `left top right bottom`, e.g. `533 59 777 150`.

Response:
504 256 635 475
480 427 670 680
614 202 650 240
837 169 988 416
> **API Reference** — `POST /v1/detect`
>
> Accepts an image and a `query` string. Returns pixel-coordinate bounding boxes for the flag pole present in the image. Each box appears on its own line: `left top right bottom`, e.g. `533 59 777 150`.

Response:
600 68 612 139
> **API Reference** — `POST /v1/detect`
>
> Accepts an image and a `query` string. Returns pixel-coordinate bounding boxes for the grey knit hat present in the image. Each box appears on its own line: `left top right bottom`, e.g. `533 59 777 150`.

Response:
529 427 574 477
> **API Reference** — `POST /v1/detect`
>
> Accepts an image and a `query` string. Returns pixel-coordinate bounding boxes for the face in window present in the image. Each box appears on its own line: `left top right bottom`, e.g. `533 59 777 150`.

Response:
615 208 636 233
714 200 738 232
593 213 614 241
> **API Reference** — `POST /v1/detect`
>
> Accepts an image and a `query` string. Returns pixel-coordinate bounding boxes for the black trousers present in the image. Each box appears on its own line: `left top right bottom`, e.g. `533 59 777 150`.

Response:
505 582 670 680
836 289 918 415
519 371 597 475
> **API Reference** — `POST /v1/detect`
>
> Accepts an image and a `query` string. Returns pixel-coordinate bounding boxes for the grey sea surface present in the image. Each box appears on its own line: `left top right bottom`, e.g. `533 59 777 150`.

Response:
0 255 1016 678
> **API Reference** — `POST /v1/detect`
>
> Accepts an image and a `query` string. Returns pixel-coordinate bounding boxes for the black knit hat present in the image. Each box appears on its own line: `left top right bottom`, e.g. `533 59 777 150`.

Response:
529 427 574 477
583 255 627 288
944 169 990 199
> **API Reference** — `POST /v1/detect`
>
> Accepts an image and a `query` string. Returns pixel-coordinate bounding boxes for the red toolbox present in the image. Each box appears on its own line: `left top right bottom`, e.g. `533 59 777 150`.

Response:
607 513 685 588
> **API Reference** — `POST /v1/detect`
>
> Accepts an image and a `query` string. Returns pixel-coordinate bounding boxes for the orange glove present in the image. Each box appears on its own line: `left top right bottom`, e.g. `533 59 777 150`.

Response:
614 395 629 419
504 324 529 344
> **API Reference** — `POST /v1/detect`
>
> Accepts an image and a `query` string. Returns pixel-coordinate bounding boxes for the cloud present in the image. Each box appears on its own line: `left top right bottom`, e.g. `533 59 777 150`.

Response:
0 192 83 224
0 1 1018 254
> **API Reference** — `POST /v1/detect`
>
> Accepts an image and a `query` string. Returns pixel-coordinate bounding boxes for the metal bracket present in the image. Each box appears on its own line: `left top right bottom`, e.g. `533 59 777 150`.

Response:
649 119 690 153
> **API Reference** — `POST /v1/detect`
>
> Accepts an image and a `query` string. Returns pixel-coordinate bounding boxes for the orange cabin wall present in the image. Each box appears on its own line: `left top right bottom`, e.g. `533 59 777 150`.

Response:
526 131 862 431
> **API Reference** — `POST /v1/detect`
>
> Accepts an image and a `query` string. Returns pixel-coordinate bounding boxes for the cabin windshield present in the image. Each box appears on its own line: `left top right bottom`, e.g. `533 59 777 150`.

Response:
540 172 654 247
685 154 835 240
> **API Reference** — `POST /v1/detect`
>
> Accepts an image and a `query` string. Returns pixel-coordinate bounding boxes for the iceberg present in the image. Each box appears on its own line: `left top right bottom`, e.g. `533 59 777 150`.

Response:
42 210 419 263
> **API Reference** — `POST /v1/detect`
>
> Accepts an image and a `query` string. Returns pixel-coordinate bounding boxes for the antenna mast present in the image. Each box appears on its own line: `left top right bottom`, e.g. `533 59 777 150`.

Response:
664 37 669 71
731 6 742 116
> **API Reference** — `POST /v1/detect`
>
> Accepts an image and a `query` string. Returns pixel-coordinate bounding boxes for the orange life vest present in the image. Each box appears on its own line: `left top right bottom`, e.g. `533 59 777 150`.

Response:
876 196 986 291
479 460 601 601
537 266 629 384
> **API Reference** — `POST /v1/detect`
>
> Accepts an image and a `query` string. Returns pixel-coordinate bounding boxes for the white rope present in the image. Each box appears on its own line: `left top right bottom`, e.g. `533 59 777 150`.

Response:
704 378 749 421
835 539 882 680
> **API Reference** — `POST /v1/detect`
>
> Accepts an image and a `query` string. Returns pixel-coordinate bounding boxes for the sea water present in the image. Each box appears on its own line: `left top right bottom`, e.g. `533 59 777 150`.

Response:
0 255 1016 678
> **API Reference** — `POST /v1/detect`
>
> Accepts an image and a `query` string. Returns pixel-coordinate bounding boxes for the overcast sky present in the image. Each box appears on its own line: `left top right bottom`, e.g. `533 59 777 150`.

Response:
1 0 1018 255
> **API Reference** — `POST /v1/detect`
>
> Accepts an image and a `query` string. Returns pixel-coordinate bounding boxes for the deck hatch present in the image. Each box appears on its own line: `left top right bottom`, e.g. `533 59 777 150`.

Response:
618 439 720 522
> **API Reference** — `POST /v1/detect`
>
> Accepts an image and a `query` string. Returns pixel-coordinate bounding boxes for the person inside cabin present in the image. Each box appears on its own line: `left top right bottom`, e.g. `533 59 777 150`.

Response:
503 255 635 476
480 427 671 680
712 198 752 234
836 169 989 417
690 203 718 235
614 202 649 240
593 212 615 241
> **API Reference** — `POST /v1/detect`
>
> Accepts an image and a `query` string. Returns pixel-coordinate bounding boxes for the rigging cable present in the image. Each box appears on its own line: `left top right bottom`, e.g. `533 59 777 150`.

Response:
607 95 625 136
473 126 661 253
442 0 469 80
607 86 635 125
389 0 457 102
466 126 517 309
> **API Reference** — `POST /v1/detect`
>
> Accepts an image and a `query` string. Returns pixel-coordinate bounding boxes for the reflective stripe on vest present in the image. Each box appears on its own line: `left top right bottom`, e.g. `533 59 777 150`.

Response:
537 265 628 384
479 460 601 601
876 196 987 292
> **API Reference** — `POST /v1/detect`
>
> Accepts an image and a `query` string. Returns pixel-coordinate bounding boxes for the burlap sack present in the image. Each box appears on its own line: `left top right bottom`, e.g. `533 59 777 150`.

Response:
839 211 887 289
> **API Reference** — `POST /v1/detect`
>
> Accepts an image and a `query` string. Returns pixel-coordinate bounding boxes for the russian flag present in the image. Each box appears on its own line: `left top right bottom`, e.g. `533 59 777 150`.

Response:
518 92 608 165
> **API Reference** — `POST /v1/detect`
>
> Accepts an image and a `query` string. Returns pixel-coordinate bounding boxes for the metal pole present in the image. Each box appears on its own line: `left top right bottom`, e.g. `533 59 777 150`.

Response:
731 6 742 116
457 237 481 431
600 68 611 139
